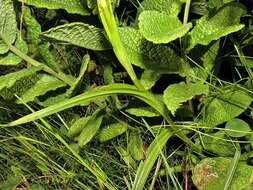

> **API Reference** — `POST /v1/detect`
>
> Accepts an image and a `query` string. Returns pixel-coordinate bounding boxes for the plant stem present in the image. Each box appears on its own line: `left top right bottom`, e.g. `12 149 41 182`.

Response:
183 0 192 25
1 35 73 86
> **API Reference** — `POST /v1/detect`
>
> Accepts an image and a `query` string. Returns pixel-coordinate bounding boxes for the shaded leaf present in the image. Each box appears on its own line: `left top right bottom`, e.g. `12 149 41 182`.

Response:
42 22 111 51
68 116 91 137
200 88 252 126
16 74 66 104
188 3 246 49
98 122 128 142
0 0 17 54
0 35 28 65
139 11 192 44
21 0 90 16
163 82 209 115
140 70 161 90
119 27 183 74
225 118 251 138
128 132 144 161
77 109 104 147
192 157 253 190
0 67 41 92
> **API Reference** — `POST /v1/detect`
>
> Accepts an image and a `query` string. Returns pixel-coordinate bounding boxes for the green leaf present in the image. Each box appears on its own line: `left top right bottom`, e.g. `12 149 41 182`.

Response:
140 70 161 90
0 35 28 65
163 82 209 115
125 107 160 117
133 129 172 190
98 122 128 142
16 74 66 104
42 23 111 51
192 157 253 190
197 131 235 156
200 88 252 127
188 3 246 49
67 116 91 138
225 118 251 138
77 109 104 147
139 11 192 44
0 67 41 92
128 132 144 161
21 0 90 16
119 27 183 74
140 0 182 17
0 0 17 54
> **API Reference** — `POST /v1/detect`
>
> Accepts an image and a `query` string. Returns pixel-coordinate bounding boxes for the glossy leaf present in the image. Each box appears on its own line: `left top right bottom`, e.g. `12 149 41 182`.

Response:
188 3 246 49
139 11 192 44
42 23 111 51
225 118 251 137
163 82 209 115
98 122 128 142
21 0 90 16
0 0 17 54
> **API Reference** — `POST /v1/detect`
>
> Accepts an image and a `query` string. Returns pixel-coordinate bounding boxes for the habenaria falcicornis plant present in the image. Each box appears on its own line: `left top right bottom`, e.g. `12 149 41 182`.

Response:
0 0 252 189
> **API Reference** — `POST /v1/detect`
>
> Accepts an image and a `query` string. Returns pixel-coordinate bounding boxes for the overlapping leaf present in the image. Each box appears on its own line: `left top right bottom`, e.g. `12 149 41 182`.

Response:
163 82 209 115
188 3 246 49
200 88 252 126
139 11 192 44
119 27 183 73
42 23 111 51
21 0 90 16
140 0 182 17
0 0 17 54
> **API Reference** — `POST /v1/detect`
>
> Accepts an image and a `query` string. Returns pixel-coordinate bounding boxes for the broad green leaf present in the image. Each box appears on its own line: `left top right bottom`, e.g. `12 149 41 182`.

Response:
77 109 104 147
0 67 41 92
98 122 128 142
0 35 28 65
188 3 246 49
133 129 172 190
225 118 251 137
119 27 184 74
140 70 161 90
196 131 235 156
0 0 17 54
200 88 252 127
21 0 90 16
125 107 160 117
192 157 253 190
139 11 192 44
42 23 111 51
208 0 234 9
128 132 144 161
140 0 182 16
16 74 66 104
163 82 209 115
67 116 91 137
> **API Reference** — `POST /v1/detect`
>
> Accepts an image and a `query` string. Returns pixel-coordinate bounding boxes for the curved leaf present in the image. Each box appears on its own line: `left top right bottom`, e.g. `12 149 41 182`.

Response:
17 74 66 104
119 27 183 73
163 82 209 115
225 118 251 137
42 23 111 51
139 11 192 44
188 3 246 49
0 0 17 54
21 0 90 16
99 122 128 142
68 116 91 138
